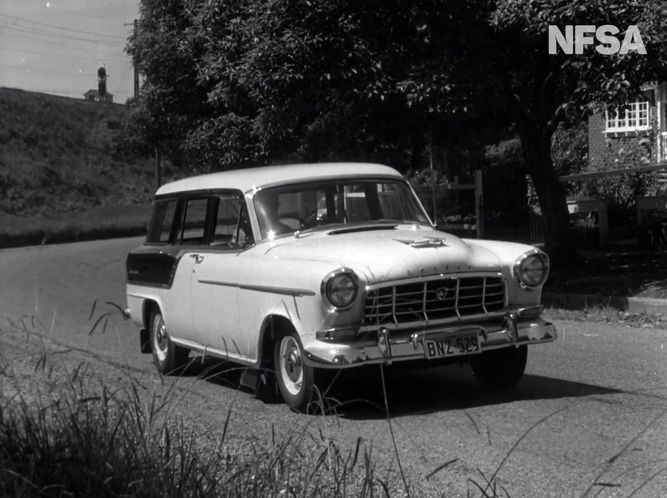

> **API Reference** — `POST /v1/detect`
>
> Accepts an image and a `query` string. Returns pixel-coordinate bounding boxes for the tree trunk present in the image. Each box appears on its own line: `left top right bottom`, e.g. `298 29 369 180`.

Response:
517 123 577 267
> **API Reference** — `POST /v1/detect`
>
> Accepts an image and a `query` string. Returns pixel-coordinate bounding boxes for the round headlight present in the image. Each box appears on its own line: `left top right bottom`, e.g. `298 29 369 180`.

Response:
323 271 358 309
515 252 549 288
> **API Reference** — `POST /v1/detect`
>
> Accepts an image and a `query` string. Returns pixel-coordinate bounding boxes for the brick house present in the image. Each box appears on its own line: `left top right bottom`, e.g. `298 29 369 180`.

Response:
588 82 667 168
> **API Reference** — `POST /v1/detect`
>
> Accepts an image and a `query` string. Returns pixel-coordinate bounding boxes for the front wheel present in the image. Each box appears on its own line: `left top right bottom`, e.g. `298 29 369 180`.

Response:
274 332 315 412
149 309 188 375
471 345 527 390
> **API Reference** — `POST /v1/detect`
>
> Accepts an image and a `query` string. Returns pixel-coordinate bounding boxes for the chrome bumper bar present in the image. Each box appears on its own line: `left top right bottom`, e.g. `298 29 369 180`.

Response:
303 313 557 369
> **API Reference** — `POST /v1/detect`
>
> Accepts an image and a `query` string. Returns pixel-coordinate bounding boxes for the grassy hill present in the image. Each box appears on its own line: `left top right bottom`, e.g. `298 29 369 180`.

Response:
0 88 167 246
0 87 160 216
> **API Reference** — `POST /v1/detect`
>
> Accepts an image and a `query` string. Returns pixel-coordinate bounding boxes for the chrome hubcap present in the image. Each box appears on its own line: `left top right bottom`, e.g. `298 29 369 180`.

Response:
153 316 168 362
279 336 303 396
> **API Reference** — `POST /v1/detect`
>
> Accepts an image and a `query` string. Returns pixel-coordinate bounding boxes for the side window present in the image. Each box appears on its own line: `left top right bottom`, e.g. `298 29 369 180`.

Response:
181 198 209 244
211 194 254 248
147 199 178 244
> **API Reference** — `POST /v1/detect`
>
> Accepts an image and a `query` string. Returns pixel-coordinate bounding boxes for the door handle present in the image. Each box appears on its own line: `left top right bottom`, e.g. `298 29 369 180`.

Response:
190 254 205 264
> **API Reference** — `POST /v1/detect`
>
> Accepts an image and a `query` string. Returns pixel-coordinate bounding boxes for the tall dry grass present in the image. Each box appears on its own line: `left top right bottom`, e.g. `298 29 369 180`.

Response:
0 339 401 497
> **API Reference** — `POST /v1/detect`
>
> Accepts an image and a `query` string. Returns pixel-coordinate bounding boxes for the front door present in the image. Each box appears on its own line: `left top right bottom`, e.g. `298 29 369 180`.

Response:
190 193 254 361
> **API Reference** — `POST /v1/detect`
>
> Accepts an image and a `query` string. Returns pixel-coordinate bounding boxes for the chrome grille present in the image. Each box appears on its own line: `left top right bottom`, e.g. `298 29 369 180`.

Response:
363 276 505 325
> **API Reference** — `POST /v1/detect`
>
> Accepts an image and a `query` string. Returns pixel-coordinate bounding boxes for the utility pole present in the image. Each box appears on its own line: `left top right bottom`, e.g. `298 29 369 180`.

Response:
133 19 139 98
124 20 139 98
126 19 159 188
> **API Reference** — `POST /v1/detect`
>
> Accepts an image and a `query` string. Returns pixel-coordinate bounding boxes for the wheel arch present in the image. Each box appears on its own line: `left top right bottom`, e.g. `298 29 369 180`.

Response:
142 299 161 329
257 314 298 370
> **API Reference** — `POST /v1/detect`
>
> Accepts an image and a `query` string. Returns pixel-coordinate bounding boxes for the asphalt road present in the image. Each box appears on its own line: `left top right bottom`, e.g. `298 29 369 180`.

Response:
1 237 666 497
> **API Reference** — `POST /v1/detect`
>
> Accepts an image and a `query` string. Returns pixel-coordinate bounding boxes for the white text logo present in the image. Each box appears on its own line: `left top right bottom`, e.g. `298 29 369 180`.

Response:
548 25 646 55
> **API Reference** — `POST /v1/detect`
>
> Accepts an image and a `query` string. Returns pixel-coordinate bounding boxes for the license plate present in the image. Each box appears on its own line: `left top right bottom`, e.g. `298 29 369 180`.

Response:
424 330 481 359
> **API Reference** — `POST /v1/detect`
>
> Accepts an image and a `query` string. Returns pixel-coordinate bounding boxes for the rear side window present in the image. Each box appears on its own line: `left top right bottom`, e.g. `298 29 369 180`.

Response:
147 199 178 244
181 198 209 244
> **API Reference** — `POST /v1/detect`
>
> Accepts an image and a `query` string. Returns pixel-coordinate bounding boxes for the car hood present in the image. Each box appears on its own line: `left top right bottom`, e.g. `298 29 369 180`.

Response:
260 226 501 284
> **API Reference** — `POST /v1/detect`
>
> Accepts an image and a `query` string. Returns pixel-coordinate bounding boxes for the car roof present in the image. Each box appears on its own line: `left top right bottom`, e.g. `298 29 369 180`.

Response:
156 162 404 196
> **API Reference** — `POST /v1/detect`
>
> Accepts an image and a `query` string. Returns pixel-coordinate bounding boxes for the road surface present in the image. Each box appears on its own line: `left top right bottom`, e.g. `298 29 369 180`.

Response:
1 238 666 497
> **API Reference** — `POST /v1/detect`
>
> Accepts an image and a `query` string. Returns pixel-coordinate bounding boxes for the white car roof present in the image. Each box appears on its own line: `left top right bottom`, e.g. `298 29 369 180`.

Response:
156 162 404 196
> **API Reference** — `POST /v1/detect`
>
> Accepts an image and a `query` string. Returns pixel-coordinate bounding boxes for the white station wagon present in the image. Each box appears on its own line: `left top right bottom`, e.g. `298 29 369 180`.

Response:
126 163 556 411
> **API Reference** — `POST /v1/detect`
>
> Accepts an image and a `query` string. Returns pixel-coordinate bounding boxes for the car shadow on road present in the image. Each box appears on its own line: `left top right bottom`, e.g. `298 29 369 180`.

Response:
178 356 244 386
177 355 285 403
174 355 622 417
326 364 622 420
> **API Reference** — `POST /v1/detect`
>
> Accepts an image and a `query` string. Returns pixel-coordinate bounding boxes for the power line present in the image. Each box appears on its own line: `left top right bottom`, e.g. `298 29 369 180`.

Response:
0 63 96 77
0 23 124 46
1 30 123 52
0 13 126 40
0 24 124 47
3 46 128 62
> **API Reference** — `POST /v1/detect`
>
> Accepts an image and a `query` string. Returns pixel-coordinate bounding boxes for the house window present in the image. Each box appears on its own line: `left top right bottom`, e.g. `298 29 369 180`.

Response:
605 101 650 132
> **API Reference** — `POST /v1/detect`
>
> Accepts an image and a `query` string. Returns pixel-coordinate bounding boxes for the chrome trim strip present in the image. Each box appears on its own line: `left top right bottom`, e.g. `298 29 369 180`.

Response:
197 279 240 289
358 309 510 332
170 337 254 365
517 305 544 317
364 271 504 291
454 278 461 319
197 279 316 297
127 292 148 299
482 276 487 314
241 283 316 297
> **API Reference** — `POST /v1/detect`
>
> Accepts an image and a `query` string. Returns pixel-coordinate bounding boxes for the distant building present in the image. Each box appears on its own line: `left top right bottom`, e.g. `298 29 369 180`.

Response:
588 83 667 167
83 89 113 103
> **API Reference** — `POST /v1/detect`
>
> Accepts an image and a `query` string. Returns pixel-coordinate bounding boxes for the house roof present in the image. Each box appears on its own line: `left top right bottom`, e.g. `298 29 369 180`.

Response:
156 162 404 196
84 89 114 97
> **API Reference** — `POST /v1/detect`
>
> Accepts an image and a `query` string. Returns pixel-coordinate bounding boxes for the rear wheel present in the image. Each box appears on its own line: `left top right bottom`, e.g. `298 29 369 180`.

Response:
471 345 527 389
274 332 315 412
149 309 188 375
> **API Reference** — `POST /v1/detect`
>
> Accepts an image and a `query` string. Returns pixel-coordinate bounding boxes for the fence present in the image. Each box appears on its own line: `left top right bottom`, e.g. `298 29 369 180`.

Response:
413 171 483 238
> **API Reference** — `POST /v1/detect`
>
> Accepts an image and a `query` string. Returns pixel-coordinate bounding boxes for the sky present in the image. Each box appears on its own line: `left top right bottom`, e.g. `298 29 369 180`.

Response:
0 0 139 104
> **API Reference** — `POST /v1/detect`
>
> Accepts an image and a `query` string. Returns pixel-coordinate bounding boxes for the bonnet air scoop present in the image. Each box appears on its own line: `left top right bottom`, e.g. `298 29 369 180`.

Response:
327 223 398 235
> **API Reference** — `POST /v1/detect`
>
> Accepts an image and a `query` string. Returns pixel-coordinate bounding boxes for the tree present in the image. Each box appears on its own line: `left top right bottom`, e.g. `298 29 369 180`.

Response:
128 0 489 171
126 0 209 168
128 0 667 259
192 0 442 167
473 0 667 259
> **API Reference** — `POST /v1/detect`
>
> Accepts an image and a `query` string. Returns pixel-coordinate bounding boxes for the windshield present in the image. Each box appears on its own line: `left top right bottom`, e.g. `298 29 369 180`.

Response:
253 178 430 240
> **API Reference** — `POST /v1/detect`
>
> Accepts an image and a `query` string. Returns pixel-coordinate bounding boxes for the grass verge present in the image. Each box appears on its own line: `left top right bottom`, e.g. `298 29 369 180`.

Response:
545 306 667 328
0 204 151 249
0 355 396 497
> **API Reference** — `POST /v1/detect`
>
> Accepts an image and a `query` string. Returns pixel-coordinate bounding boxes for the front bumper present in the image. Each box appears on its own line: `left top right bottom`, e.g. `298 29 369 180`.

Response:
303 312 557 369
